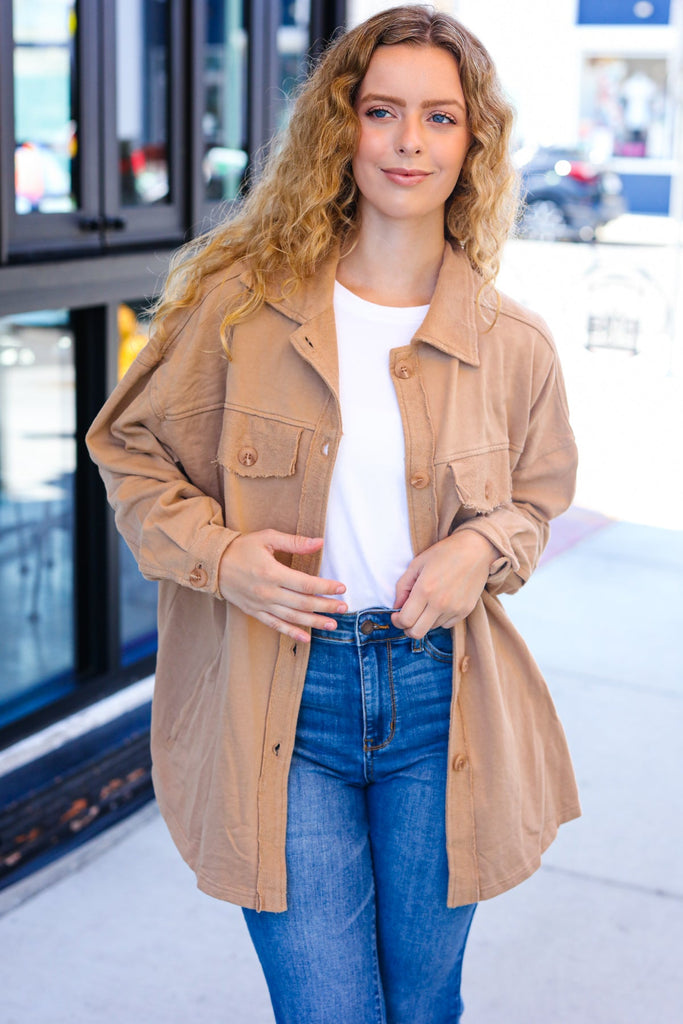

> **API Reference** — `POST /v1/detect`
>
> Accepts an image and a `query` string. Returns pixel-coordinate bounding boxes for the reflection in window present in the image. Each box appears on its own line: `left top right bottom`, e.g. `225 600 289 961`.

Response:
13 0 78 214
276 0 311 130
117 302 158 666
0 312 75 727
581 56 673 161
116 0 170 206
203 0 248 202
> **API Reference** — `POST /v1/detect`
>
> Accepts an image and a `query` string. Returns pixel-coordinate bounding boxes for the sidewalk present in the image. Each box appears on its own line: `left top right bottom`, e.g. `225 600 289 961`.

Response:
0 510 681 1023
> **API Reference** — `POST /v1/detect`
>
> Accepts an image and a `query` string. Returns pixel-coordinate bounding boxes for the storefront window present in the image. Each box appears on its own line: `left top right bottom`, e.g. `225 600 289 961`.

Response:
116 0 171 207
0 312 75 727
117 301 157 666
580 56 673 161
203 0 248 202
12 0 78 215
276 0 311 130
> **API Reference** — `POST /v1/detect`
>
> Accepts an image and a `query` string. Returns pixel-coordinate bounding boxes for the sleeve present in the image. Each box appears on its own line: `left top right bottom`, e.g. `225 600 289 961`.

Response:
454 340 578 597
85 311 239 599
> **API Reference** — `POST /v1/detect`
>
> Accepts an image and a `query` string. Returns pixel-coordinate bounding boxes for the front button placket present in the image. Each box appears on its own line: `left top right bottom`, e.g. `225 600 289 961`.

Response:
390 346 438 555
395 359 413 379
256 320 341 911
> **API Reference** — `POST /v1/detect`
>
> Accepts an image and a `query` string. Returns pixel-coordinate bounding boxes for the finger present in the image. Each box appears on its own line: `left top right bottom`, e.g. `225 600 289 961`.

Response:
273 588 348 615
259 533 345 596
391 590 426 633
393 560 422 610
263 531 325 556
405 608 442 639
281 569 346 597
260 606 342 642
259 611 313 644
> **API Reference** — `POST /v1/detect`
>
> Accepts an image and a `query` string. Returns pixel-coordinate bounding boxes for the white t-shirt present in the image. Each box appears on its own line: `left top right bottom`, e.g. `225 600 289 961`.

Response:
319 281 429 611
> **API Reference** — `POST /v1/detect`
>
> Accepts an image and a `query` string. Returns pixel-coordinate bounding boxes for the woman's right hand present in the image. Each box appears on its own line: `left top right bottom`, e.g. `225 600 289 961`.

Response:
218 530 347 643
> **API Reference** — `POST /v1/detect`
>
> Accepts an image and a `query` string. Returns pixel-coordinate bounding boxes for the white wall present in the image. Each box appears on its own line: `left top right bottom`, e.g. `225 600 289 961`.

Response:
453 0 582 147
347 0 582 148
348 0 457 28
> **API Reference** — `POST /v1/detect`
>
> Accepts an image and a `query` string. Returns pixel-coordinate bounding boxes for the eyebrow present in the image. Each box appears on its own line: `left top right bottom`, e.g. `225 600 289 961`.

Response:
359 92 467 116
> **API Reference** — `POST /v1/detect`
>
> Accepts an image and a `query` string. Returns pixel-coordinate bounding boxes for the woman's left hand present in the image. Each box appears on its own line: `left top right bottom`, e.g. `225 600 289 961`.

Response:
391 530 498 639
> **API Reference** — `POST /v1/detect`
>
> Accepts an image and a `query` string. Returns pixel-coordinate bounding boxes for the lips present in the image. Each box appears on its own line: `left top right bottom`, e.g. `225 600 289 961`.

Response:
381 167 432 185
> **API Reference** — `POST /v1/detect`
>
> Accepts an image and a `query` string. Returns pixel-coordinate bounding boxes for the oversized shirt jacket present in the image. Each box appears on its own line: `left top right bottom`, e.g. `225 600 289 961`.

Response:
87 242 581 912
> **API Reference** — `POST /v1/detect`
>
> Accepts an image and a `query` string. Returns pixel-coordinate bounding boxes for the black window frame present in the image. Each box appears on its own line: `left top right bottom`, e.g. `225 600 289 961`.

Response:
0 0 347 752
3 0 188 260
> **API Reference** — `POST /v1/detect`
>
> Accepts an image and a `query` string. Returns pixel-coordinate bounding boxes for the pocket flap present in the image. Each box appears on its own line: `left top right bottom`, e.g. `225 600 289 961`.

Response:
218 412 302 478
449 448 512 512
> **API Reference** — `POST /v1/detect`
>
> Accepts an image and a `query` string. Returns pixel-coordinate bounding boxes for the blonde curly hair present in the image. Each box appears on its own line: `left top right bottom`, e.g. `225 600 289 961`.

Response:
154 4 519 339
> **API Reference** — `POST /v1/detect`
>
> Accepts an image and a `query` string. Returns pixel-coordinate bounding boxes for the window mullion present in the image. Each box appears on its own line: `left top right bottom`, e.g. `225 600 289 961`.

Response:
73 304 120 678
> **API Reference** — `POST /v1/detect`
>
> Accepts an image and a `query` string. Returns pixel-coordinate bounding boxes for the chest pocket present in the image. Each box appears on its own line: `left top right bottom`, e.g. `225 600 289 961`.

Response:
449 447 512 514
218 410 303 479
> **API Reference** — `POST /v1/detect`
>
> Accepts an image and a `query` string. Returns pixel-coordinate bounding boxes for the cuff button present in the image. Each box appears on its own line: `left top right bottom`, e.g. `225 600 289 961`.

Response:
189 565 208 588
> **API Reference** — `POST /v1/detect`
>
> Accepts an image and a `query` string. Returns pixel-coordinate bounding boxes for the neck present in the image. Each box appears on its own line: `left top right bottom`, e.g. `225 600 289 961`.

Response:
337 209 446 306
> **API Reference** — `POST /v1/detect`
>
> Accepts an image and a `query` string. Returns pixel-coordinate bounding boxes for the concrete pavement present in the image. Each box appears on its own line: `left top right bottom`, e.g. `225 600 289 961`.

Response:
0 510 681 1023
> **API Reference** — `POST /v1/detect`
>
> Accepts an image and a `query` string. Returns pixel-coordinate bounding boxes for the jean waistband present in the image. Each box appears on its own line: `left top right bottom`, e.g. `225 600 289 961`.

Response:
311 608 411 644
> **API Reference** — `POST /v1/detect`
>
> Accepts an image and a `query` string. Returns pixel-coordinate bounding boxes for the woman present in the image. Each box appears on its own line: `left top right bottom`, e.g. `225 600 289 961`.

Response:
87 6 580 1022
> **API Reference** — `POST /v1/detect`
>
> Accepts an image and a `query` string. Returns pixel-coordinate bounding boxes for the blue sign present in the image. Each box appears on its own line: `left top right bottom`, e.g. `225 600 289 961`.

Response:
578 0 671 24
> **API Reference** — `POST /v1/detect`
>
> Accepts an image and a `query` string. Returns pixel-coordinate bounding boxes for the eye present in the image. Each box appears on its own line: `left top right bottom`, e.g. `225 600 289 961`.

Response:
366 106 393 120
429 111 457 125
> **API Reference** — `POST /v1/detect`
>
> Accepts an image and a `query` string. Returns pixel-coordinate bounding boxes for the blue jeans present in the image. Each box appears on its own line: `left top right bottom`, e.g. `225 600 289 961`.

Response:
243 609 476 1024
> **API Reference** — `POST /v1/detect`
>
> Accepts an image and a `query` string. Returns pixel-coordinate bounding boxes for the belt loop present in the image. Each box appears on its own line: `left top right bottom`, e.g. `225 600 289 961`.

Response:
411 637 424 653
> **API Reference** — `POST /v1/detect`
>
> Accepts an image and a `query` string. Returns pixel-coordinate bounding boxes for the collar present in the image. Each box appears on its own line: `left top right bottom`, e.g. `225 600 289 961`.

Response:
238 241 482 367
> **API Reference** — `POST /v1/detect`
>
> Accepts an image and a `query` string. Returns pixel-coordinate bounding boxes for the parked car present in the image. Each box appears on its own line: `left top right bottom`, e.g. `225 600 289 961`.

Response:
515 146 626 241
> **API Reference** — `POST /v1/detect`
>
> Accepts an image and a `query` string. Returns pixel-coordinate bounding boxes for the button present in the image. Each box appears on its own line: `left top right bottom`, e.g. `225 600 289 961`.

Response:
238 446 258 467
321 441 330 456
410 472 430 489
452 755 468 772
360 620 375 635
459 655 471 673
484 481 493 500
189 565 208 588
395 361 413 379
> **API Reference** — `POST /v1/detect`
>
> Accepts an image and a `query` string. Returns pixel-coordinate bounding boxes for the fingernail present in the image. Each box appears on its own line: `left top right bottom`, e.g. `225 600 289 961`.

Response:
336 603 347 613
335 585 346 594
324 620 337 630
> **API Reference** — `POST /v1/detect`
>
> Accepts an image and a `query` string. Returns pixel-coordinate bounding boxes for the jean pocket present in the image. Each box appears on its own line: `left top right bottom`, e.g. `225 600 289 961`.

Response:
422 627 453 663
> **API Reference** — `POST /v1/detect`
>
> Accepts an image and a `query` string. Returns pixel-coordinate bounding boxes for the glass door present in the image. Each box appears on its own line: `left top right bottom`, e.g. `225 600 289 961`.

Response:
0 310 76 728
5 0 186 257
275 0 311 131
101 0 185 247
202 0 249 205
7 0 101 254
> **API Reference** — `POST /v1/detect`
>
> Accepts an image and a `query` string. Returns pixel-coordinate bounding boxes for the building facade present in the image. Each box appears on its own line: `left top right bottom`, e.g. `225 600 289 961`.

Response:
0 0 345 891
452 0 682 215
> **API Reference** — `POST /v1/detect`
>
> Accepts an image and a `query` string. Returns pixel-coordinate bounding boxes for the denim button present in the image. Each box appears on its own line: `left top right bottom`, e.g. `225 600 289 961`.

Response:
360 620 375 635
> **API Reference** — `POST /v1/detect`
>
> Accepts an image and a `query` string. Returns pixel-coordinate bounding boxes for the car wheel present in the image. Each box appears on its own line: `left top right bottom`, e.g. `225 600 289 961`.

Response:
519 199 569 241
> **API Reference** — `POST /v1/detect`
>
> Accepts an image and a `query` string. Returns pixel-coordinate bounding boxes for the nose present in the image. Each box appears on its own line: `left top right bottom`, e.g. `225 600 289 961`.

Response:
396 116 423 156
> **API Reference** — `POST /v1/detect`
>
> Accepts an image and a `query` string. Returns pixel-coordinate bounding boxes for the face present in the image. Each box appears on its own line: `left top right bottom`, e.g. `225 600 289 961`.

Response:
352 44 471 231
